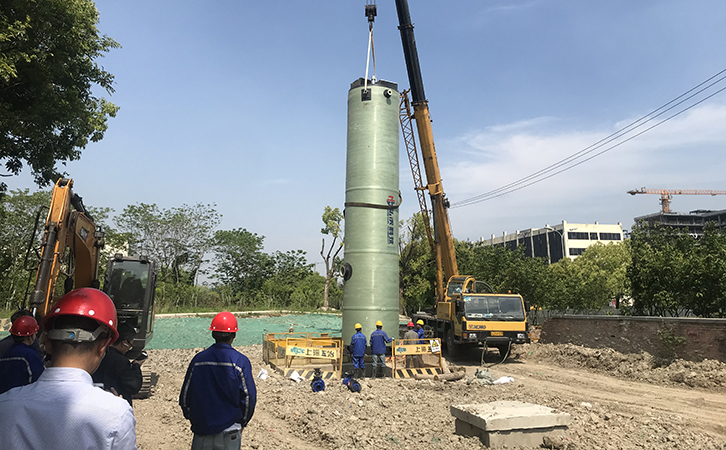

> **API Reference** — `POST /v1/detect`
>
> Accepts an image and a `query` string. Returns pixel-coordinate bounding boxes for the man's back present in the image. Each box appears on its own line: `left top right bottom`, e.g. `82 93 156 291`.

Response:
404 329 418 341
0 342 44 394
180 343 257 436
0 367 136 450
92 346 142 405
369 329 389 354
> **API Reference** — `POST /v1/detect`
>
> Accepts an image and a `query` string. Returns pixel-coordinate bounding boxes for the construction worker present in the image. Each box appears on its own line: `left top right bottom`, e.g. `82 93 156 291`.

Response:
0 309 43 359
349 323 367 378
0 288 137 450
0 315 44 394
92 322 144 406
414 319 426 368
415 319 425 343
179 311 257 450
403 321 419 368
369 320 393 378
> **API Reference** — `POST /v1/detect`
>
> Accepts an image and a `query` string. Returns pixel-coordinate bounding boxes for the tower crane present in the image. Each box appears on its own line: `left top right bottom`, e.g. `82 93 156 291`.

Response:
627 188 726 213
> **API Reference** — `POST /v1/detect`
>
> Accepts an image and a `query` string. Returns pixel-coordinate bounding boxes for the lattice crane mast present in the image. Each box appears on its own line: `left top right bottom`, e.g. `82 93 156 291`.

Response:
627 188 726 213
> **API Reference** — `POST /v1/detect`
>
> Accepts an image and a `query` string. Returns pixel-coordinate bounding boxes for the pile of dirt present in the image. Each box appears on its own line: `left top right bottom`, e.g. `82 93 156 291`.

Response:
134 345 726 449
512 343 726 390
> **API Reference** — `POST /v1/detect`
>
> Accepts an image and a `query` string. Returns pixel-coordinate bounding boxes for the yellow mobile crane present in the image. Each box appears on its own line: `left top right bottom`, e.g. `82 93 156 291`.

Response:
394 0 530 358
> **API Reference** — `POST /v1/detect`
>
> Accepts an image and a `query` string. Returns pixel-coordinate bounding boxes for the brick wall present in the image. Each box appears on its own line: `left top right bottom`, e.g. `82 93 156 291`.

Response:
540 316 726 363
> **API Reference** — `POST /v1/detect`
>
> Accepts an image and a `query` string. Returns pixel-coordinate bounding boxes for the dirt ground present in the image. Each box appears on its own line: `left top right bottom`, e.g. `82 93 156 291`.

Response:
134 343 726 450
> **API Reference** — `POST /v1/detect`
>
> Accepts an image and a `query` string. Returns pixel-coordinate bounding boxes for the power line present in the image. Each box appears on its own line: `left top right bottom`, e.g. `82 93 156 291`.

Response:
450 68 726 208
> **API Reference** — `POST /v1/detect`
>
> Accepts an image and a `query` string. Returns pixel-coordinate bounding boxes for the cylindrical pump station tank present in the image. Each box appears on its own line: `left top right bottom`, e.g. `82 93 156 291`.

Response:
341 78 400 346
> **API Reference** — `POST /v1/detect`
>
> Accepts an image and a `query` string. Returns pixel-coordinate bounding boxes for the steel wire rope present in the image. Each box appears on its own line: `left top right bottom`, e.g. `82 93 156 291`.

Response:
450 68 726 208
363 13 377 91
453 84 726 207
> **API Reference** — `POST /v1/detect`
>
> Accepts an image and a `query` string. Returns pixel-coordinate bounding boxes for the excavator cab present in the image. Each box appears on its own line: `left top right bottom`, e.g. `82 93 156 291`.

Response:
103 254 157 359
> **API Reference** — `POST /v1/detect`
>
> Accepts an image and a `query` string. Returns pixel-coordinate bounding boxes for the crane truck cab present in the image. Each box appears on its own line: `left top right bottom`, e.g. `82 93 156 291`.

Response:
417 276 530 359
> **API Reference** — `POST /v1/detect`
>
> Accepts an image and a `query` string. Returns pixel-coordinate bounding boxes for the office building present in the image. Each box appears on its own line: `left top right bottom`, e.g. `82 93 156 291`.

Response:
478 221 624 263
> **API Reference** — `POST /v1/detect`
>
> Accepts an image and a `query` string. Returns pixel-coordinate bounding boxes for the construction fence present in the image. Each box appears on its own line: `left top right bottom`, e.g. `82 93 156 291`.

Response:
391 338 443 378
262 332 344 380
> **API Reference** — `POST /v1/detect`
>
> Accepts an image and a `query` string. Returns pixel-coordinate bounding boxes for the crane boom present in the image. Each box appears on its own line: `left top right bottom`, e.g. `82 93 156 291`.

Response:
395 0 458 302
628 188 726 213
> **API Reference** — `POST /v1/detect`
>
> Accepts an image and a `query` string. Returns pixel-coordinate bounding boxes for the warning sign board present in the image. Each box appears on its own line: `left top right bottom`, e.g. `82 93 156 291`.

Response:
285 346 339 359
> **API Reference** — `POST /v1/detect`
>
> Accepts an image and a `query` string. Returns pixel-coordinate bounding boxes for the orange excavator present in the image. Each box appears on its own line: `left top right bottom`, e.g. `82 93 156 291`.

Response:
28 178 156 395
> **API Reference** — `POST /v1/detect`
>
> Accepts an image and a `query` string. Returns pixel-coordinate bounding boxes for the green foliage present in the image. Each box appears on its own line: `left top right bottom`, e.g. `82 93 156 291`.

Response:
320 206 344 309
399 213 635 315
321 206 343 238
653 326 687 367
0 0 120 191
115 203 221 285
0 189 51 310
548 242 631 312
212 228 271 296
399 213 435 314
628 222 726 317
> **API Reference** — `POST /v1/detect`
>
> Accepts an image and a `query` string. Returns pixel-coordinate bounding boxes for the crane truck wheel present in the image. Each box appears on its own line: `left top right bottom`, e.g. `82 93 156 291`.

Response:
445 329 459 359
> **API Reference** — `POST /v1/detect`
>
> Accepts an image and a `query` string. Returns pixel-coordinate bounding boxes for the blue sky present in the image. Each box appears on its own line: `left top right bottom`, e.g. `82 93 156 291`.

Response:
8 0 726 271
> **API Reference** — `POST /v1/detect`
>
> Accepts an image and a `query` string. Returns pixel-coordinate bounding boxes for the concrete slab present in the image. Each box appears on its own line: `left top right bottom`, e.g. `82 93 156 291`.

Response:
451 401 571 431
451 401 571 448
455 419 566 447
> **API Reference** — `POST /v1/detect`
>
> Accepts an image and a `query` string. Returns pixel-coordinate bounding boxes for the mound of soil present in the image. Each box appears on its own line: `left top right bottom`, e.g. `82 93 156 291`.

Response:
134 344 726 450
512 343 726 390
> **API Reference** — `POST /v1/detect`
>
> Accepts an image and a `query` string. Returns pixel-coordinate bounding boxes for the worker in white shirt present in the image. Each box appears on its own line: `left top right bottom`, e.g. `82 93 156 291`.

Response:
0 288 137 450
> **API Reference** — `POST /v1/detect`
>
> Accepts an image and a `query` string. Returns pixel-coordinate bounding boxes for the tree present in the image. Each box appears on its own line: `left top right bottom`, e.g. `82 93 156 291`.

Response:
320 206 343 310
0 0 120 192
0 189 51 310
258 250 321 309
692 223 726 317
399 213 435 314
628 223 695 317
86 205 132 282
212 228 271 300
115 203 221 284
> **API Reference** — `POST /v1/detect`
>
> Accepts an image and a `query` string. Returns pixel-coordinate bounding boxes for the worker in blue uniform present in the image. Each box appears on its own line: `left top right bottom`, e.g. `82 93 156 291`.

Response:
369 320 393 378
180 311 257 450
415 319 425 344
0 316 44 395
349 323 367 378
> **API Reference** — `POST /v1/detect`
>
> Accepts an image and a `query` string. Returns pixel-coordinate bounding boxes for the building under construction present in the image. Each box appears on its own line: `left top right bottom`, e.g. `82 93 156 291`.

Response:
634 209 726 236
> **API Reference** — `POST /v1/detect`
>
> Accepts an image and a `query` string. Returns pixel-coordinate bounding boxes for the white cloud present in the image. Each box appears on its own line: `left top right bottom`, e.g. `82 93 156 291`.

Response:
435 102 726 240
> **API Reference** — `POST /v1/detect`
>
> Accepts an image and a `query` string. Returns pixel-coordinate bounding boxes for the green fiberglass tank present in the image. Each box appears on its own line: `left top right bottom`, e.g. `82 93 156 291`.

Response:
341 78 400 346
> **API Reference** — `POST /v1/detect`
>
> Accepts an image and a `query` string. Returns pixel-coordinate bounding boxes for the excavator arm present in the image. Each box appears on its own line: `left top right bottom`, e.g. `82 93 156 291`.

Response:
29 178 105 318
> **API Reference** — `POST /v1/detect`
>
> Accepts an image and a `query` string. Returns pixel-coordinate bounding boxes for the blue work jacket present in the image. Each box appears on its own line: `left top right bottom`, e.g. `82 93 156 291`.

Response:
179 343 257 435
370 329 392 355
417 327 425 344
0 342 44 395
350 331 367 357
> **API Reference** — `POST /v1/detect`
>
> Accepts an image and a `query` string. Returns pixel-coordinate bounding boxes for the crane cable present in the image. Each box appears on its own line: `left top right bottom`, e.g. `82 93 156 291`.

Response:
450 68 726 208
364 1 378 91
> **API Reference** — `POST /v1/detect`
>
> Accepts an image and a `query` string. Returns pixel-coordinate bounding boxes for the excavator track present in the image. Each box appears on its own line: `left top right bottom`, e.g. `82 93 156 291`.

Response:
133 367 153 399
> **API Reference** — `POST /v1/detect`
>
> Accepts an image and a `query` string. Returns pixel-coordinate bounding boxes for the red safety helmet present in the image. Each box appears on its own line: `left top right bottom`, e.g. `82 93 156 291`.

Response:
10 315 39 337
407 321 414 328
210 311 238 332
41 288 119 343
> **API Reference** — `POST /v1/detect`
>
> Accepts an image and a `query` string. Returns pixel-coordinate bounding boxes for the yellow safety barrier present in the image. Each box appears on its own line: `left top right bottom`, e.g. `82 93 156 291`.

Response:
262 332 343 379
391 338 443 378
